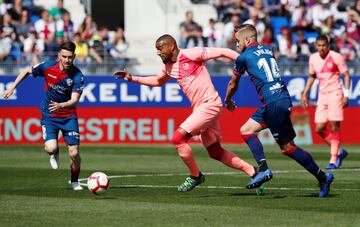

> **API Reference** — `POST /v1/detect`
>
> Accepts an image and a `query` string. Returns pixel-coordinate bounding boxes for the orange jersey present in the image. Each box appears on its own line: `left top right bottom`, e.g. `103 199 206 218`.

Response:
157 47 238 108
309 50 348 97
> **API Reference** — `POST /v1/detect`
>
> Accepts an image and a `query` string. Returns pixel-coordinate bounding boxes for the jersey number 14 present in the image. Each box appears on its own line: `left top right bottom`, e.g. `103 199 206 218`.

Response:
257 58 281 82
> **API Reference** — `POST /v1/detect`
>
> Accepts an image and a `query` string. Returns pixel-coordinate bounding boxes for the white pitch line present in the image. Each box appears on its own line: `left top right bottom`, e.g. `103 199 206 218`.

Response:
93 168 360 180
78 168 360 181
115 184 360 192
79 182 360 191
80 183 360 191
78 168 360 192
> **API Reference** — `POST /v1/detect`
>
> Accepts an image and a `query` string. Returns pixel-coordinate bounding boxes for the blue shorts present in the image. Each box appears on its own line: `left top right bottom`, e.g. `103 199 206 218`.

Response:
251 98 296 144
41 117 80 145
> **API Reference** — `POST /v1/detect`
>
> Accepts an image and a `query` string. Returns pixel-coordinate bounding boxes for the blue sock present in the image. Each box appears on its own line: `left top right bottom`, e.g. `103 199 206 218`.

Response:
285 146 325 182
243 134 266 164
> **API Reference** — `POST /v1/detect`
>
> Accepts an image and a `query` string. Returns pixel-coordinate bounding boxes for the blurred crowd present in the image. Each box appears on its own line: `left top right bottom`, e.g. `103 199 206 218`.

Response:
1 0 359 75
0 0 128 73
180 0 360 75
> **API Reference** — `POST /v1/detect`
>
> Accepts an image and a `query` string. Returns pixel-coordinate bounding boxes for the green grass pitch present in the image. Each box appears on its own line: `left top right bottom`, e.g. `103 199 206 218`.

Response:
0 144 359 226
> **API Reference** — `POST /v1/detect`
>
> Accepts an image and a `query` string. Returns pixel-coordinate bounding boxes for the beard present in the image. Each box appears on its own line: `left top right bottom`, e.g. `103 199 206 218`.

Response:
61 61 72 71
161 57 171 64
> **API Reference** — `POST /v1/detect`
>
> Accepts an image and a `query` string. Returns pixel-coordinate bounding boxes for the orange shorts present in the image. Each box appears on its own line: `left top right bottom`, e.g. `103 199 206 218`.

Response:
180 104 222 148
315 91 344 123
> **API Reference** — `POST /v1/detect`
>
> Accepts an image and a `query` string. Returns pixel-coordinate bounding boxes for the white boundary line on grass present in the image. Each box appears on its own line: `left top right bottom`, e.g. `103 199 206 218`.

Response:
106 168 360 179
115 185 360 192
78 168 360 192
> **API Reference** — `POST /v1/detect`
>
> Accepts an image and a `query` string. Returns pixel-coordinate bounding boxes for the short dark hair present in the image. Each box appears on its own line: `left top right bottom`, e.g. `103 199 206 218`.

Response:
316 35 329 44
60 41 76 53
156 34 177 44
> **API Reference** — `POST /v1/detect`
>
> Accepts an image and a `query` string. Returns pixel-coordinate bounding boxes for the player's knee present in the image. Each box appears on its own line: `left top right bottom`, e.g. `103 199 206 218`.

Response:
240 125 250 135
68 146 79 160
281 144 297 156
316 128 325 135
172 131 188 147
315 125 326 134
44 145 57 155
207 142 224 160
330 125 340 132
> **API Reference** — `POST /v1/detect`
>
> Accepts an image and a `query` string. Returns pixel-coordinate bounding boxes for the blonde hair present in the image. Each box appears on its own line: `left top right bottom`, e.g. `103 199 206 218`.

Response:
234 24 257 40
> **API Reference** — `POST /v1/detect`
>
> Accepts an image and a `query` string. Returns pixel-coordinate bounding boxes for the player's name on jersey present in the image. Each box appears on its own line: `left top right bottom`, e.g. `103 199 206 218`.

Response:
253 48 273 57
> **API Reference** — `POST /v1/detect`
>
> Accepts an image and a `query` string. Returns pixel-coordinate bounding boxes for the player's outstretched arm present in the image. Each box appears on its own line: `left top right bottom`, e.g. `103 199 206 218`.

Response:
204 47 239 61
2 67 32 99
301 74 316 107
224 73 241 112
114 70 169 87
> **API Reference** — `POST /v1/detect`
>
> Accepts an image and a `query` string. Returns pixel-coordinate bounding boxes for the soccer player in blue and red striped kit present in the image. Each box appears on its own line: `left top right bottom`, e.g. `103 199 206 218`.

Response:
224 24 334 197
3 42 85 190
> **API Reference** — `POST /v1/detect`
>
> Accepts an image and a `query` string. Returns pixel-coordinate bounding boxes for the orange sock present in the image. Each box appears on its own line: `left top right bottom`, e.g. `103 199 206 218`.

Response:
172 130 200 177
176 144 200 177
207 143 255 177
330 131 341 164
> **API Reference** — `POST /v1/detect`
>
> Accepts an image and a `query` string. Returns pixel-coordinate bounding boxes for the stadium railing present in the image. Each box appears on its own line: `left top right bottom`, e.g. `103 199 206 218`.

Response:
0 59 359 76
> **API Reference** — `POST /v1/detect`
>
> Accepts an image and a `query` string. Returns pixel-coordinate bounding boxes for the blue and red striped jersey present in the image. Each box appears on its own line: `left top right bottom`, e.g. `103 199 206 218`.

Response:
233 43 290 105
32 61 84 119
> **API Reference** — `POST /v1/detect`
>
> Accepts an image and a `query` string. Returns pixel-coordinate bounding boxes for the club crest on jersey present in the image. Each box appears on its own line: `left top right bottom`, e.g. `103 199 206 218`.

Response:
182 63 189 70
66 78 73 86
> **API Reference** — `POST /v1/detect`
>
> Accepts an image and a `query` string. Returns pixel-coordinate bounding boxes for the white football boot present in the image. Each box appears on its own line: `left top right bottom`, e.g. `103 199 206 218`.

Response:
71 181 84 191
49 152 59 170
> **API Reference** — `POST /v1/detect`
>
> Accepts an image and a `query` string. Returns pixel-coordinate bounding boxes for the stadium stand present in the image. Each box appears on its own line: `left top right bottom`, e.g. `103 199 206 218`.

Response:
0 0 359 75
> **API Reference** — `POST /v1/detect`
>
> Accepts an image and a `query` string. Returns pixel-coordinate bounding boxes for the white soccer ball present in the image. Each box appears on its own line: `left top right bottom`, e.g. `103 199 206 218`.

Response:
87 172 110 195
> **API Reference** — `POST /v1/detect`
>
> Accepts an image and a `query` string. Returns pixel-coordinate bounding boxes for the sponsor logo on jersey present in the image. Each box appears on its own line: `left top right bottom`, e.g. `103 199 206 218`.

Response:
48 83 68 94
177 74 196 85
48 74 57 79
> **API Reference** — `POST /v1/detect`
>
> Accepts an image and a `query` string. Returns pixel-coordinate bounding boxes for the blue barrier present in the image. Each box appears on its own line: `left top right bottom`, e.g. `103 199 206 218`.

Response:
1 75 359 107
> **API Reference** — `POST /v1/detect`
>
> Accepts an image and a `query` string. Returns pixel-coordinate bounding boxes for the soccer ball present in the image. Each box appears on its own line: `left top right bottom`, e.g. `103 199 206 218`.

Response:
87 172 110 195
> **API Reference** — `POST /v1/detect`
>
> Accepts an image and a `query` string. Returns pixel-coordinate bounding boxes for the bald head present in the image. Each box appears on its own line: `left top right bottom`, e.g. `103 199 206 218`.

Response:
156 34 177 46
155 34 179 64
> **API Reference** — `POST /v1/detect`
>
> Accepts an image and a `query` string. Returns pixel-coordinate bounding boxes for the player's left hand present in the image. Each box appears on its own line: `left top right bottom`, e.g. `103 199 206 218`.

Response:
49 100 63 112
225 99 237 112
342 97 349 108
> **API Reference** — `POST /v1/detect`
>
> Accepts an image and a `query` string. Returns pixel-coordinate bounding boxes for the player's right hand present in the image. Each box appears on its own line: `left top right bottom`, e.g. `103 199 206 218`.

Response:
2 88 14 99
114 69 132 81
225 99 237 112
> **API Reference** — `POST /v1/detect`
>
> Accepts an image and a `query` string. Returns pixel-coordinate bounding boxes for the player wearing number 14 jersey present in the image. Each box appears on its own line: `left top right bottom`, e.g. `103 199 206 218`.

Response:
224 24 334 197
